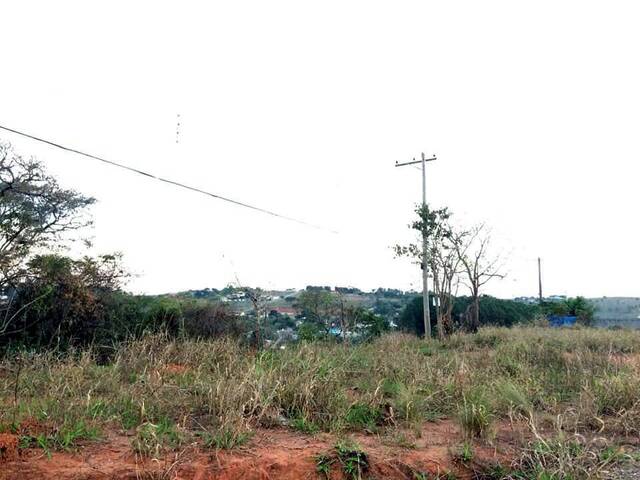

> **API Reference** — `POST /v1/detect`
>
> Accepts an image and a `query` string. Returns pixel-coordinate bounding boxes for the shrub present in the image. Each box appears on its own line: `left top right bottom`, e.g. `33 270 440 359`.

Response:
1 257 246 356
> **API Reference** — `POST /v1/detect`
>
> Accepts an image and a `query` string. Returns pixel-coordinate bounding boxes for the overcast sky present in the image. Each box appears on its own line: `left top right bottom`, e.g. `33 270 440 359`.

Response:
1 1 638 298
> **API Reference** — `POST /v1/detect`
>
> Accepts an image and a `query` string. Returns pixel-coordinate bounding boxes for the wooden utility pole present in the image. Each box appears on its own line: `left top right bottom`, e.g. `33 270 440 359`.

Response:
395 152 437 338
538 257 543 304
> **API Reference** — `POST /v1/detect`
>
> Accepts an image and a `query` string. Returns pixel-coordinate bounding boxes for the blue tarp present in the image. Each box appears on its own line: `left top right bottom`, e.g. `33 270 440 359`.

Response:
548 315 577 327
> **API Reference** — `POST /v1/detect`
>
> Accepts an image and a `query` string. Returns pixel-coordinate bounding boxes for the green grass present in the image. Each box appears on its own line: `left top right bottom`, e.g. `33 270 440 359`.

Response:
201 428 251 450
290 416 320 434
16 419 100 455
315 452 334 478
344 403 381 430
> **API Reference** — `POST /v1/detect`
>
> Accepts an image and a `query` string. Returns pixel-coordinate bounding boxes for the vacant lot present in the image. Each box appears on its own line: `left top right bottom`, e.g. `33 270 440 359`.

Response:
1 327 640 479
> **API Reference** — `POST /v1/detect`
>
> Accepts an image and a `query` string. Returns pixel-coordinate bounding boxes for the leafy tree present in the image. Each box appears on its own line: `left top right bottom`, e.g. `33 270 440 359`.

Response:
297 321 326 342
296 289 334 332
542 296 595 325
395 205 464 338
356 308 389 338
1 256 246 355
453 295 539 327
398 295 437 336
0 253 128 349
0 143 94 289
567 297 595 325
400 295 539 335
181 300 245 338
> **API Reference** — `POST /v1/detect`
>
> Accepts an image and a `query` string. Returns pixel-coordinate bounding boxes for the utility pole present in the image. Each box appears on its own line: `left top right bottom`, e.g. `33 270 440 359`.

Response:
395 152 437 338
538 257 543 304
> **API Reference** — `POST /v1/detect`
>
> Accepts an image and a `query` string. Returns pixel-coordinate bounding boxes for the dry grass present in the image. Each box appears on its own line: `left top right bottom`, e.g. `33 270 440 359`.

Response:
1 327 640 477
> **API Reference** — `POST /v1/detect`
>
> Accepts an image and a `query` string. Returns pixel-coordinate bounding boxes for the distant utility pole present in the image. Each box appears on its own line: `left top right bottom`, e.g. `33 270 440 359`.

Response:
395 152 437 338
538 257 543 304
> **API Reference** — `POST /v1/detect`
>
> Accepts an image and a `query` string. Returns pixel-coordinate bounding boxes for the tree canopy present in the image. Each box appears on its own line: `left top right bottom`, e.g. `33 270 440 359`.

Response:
0 142 94 289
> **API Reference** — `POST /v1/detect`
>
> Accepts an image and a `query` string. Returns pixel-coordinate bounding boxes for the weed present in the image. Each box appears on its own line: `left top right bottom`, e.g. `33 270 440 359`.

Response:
315 452 334 478
132 419 183 457
495 380 532 418
290 416 319 434
17 419 100 454
514 431 625 479
344 403 381 430
335 439 369 479
456 441 474 463
419 345 434 357
201 428 250 450
116 396 143 430
36 433 51 458
56 420 100 449
384 430 417 449
381 378 402 397
458 391 493 439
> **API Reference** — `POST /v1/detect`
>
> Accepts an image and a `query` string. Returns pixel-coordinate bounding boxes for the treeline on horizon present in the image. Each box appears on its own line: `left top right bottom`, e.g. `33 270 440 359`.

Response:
398 294 594 337
0 141 595 357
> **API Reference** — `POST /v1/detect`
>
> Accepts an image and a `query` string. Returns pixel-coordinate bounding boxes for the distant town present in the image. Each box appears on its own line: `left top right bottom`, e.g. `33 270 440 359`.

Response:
175 286 640 330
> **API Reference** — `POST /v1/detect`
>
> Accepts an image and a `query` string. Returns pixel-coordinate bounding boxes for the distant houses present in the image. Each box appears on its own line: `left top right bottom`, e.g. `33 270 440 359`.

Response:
269 306 298 317
514 295 567 304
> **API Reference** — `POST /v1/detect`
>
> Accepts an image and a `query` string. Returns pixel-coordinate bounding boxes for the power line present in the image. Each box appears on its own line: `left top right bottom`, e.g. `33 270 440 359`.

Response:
0 124 336 233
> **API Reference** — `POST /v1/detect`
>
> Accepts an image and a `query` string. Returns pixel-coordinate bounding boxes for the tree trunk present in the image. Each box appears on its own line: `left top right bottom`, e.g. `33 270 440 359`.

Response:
470 295 480 333
339 300 348 347
436 308 445 340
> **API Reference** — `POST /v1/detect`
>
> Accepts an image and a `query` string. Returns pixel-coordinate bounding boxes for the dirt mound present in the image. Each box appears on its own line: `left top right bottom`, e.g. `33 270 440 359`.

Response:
0 421 520 479
0 433 18 463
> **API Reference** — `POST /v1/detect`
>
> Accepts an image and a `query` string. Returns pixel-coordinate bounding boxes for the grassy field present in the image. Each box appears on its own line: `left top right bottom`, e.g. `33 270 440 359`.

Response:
2 327 640 479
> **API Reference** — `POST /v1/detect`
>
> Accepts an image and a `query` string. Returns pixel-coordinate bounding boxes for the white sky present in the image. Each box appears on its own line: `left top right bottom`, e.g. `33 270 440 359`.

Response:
1 1 639 298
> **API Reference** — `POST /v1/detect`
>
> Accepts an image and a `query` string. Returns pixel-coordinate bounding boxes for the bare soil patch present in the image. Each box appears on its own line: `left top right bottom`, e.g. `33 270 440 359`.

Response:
0 433 18 463
0 420 520 479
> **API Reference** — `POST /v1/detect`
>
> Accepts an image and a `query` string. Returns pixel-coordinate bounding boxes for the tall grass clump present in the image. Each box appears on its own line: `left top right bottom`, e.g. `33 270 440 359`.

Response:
457 390 493 439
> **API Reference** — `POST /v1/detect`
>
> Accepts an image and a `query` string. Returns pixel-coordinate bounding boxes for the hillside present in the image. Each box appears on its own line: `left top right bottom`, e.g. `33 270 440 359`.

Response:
590 296 640 328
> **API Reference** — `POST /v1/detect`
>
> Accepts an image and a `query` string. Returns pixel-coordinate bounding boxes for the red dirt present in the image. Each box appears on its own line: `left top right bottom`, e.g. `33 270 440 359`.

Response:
14 417 55 437
0 420 521 479
164 364 190 375
0 434 18 463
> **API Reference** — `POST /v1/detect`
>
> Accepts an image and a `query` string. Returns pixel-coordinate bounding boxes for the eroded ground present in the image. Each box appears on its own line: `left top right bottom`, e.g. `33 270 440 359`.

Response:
0 420 521 479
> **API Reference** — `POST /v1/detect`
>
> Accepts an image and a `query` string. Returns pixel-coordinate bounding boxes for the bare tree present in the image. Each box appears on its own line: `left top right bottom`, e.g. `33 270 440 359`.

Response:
334 291 349 346
243 287 267 349
455 224 505 332
428 224 466 339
